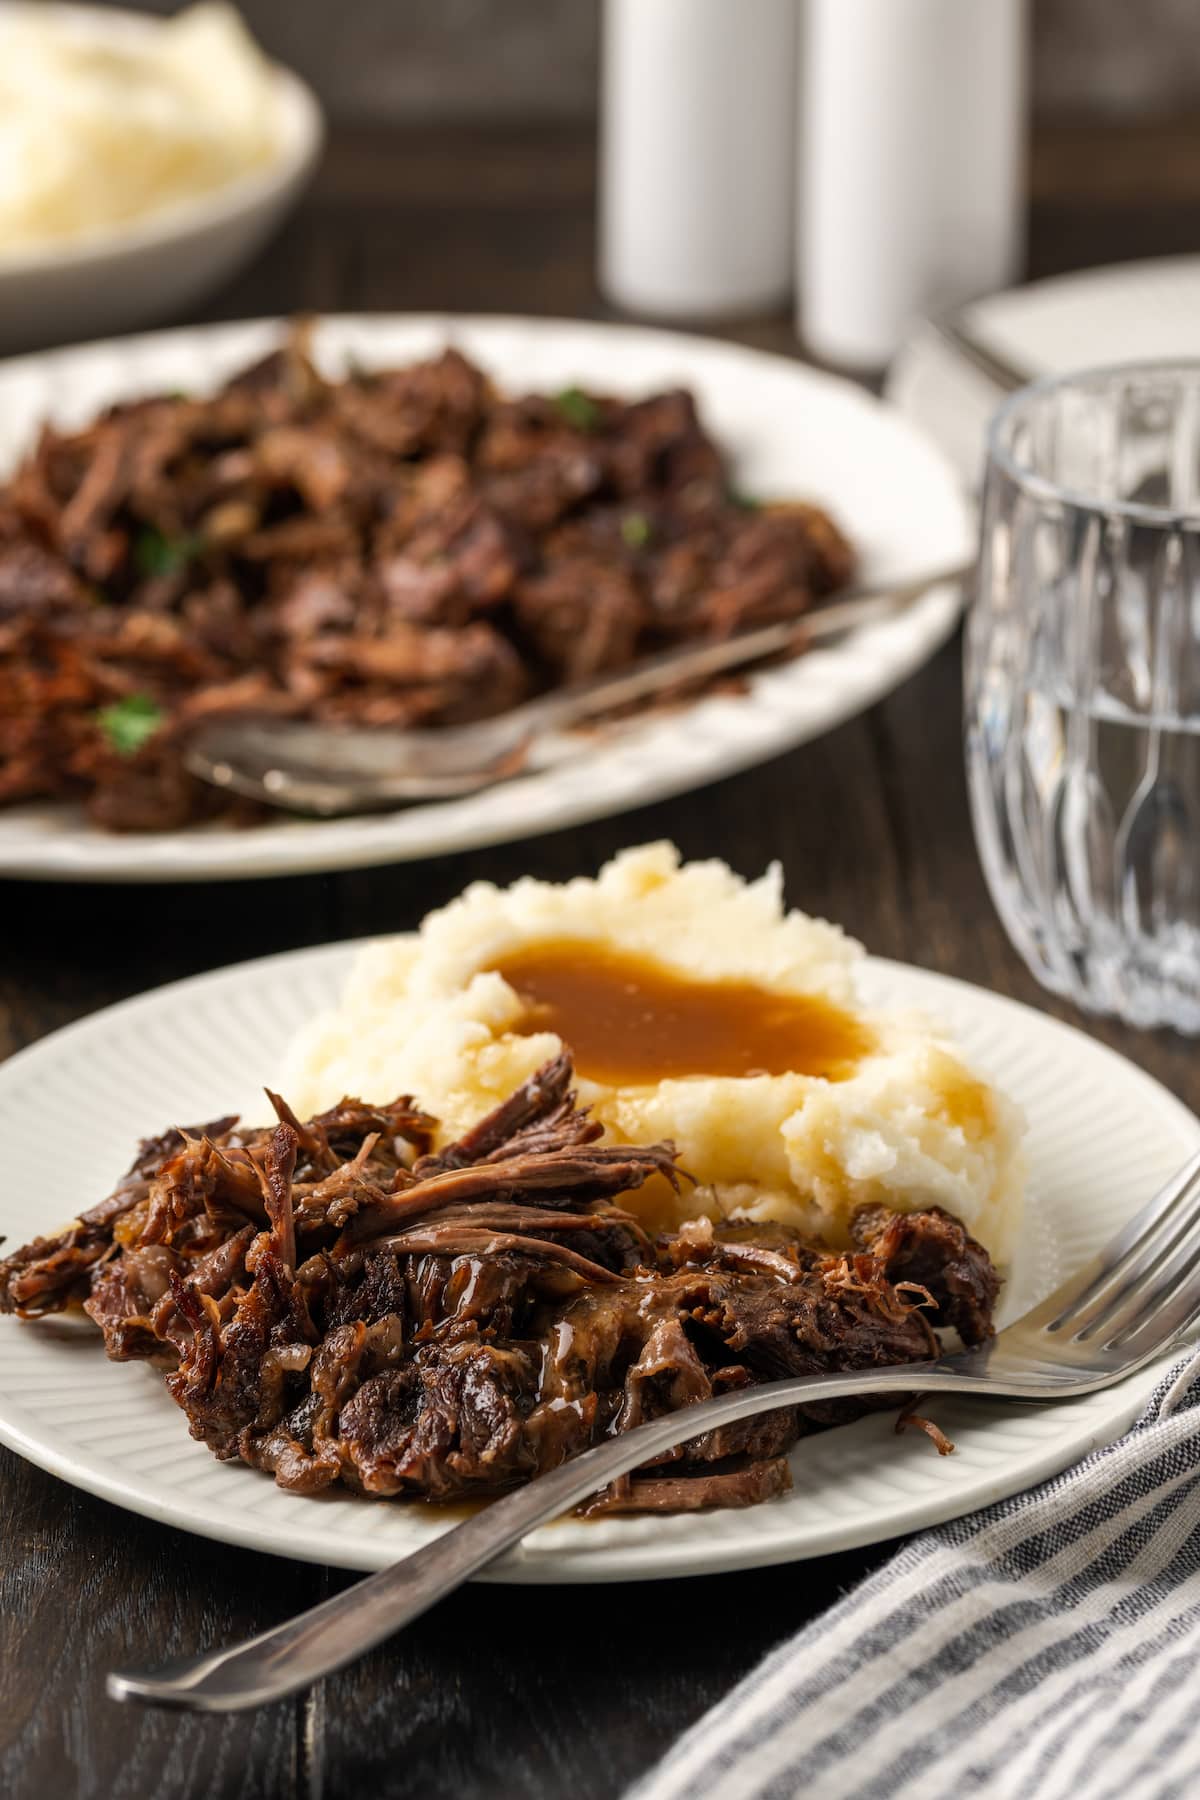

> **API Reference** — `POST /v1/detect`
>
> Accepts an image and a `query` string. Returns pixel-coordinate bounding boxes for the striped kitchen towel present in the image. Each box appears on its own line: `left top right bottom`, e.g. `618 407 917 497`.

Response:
630 1349 1200 1800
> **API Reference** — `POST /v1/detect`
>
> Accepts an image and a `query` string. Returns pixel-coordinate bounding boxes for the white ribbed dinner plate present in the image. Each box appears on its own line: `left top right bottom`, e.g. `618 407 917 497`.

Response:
0 944 1195 1580
0 313 972 882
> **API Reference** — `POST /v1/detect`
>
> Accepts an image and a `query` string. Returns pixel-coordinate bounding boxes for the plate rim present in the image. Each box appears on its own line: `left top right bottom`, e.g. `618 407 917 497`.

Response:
967 251 1200 353
0 309 970 882
1 937 1196 1580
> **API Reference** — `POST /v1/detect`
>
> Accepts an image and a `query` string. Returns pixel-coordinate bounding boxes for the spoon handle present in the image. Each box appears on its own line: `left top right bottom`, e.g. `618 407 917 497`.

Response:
524 564 973 738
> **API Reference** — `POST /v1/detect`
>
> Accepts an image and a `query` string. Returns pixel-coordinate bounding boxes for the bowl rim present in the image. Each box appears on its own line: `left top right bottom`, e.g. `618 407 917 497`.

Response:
986 356 1200 528
0 0 324 277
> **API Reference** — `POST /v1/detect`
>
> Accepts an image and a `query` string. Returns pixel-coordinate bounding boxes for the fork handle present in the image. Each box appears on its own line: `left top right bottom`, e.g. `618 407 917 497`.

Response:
106 1359 1010 1714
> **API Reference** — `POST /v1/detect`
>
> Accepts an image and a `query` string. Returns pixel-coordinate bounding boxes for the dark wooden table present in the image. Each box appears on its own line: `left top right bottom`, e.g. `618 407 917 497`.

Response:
4 121 1200 1800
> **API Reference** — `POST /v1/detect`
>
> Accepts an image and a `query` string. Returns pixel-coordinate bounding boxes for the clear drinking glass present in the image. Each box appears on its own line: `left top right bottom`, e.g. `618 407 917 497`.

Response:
967 362 1200 1033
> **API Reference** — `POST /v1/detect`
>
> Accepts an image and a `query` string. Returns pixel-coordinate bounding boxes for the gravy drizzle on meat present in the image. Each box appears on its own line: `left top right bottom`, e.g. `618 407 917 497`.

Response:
0 1054 998 1512
0 327 855 831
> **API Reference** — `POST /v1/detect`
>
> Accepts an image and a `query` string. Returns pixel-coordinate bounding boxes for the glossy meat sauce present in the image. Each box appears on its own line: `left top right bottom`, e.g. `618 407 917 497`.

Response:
492 940 873 1084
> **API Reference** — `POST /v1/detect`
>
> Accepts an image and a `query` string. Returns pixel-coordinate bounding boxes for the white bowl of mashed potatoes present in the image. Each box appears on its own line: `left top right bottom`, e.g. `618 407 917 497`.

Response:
0 2 323 352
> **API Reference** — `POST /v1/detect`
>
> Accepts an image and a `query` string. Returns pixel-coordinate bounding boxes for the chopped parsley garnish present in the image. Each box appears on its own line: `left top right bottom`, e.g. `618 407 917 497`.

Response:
133 525 205 578
96 693 165 757
555 386 601 432
621 511 652 549
726 486 760 512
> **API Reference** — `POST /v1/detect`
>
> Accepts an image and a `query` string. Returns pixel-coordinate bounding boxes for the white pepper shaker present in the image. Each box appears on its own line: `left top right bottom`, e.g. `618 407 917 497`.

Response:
800 0 1028 369
599 0 798 321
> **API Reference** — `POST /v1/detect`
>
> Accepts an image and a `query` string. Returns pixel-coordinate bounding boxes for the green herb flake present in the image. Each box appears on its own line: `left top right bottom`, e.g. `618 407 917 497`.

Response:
555 386 601 433
621 511 652 549
133 525 205 579
727 486 760 512
96 692 165 757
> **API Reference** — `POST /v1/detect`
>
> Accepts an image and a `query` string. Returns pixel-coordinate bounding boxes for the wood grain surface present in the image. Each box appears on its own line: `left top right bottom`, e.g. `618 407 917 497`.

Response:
3 120 1199 1800
90 0 1200 128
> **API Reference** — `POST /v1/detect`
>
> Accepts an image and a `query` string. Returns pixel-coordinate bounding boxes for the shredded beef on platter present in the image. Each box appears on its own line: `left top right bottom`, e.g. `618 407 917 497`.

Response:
0 326 856 832
0 1054 998 1514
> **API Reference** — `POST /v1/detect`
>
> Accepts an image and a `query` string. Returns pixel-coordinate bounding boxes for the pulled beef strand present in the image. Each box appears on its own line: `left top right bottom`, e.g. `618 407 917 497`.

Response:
0 1057 998 1512
0 329 855 831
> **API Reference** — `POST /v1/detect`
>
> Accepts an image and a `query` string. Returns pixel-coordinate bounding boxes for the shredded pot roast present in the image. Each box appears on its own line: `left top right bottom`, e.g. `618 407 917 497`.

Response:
0 1054 998 1513
0 328 855 832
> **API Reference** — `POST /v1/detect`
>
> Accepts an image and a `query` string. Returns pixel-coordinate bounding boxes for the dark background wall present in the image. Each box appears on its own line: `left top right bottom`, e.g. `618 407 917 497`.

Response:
99 0 1200 125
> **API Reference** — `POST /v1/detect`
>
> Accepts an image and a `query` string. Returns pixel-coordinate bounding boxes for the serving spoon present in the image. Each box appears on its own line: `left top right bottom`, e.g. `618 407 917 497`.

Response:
108 1146 1200 1713
184 563 970 815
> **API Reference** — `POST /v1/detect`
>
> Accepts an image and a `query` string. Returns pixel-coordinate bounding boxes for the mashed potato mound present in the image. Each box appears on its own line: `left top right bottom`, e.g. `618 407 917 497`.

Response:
282 843 1025 1262
0 4 280 252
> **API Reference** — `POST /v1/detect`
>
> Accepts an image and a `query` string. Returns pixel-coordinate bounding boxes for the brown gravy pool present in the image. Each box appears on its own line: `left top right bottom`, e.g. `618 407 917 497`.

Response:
491 940 873 1085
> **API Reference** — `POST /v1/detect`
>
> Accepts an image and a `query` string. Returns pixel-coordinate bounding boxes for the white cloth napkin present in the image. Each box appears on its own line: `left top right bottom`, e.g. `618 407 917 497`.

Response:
629 1349 1200 1800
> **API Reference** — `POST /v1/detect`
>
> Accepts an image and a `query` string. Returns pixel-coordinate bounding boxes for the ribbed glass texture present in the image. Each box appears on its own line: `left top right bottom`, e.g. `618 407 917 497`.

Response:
967 363 1200 1032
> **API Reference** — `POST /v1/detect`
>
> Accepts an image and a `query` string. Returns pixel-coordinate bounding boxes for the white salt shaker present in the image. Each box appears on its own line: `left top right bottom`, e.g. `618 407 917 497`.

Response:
800 0 1028 369
599 0 798 320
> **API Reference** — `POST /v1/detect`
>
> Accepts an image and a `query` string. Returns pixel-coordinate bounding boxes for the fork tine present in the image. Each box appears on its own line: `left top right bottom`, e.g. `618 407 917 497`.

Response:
1085 1210 1200 1352
1100 1249 1200 1362
1066 1162 1200 1339
1040 1147 1200 1334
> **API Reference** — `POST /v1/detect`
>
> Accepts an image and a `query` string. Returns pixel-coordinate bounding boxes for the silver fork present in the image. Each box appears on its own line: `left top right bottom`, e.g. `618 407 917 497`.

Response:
108 1146 1200 1714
